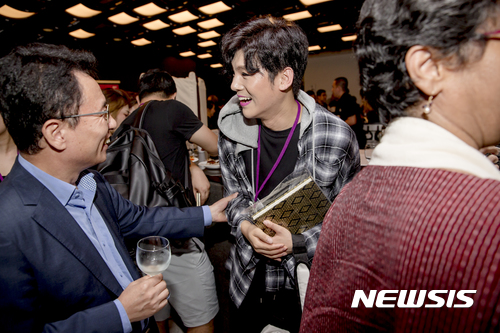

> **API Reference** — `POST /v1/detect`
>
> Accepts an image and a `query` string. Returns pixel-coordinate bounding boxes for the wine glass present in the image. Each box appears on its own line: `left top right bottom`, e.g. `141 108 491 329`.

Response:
364 141 379 162
136 236 171 276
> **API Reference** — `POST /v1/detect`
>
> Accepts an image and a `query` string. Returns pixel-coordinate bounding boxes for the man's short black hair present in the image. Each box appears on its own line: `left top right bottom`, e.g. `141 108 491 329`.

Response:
138 69 177 101
333 77 349 93
317 89 326 96
221 15 309 97
0 43 98 154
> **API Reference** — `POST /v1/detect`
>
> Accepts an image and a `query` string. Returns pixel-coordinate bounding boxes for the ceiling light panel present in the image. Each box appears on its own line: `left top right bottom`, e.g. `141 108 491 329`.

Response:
198 40 217 47
108 12 139 25
198 2 232 15
0 5 35 19
180 51 196 57
300 0 332 5
134 3 167 16
143 19 170 30
308 45 321 51
172 26 197 35
198 30 220 39
168 10 198 24
283 11 311 21
342 35 357 41
317 24 342 33
69 29 95 39
197 18 224 29
66 4 101 18
197 53 212 59
131 38 152 46
210 63 223 68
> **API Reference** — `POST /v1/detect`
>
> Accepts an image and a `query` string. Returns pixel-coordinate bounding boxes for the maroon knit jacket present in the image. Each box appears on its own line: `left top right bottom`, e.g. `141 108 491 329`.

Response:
300 166 500 333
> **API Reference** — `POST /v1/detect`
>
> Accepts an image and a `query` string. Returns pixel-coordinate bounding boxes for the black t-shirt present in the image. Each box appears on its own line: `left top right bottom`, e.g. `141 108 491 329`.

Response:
242 122 300 200
122 100 203 182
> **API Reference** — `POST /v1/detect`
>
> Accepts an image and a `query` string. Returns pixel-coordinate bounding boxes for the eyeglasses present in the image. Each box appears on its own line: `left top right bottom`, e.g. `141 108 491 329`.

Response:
56 104 110 122
482 29 500 41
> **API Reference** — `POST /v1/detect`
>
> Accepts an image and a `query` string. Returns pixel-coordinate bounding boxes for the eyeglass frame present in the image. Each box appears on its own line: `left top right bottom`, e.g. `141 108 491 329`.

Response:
55 104 110 122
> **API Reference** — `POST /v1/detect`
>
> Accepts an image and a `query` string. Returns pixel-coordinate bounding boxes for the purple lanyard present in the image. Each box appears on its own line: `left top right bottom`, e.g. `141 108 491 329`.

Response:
254 100 301 201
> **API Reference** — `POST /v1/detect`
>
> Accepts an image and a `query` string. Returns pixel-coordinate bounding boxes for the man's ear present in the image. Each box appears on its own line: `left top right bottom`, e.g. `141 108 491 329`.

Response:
278 67 294 92
41 119 67 151
405 45 445 96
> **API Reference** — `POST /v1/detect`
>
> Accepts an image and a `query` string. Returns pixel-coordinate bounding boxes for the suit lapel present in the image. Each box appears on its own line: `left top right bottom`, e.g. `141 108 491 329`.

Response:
13 163 125 297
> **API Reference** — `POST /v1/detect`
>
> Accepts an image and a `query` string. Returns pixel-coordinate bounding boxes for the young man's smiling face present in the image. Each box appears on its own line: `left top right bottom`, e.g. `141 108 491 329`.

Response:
230 50 285 121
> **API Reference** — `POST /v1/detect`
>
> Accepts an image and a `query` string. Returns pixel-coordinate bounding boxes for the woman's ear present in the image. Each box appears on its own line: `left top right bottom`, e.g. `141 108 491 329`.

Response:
41 119 67 151
278 67 294 92
405 45 445 96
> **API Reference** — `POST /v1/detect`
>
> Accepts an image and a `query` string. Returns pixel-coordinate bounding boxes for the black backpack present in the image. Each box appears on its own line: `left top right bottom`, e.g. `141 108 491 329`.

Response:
96 102 193 209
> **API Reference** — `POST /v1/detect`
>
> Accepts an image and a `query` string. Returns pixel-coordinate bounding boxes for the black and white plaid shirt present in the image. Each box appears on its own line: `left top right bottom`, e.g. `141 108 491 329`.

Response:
218 92 360 308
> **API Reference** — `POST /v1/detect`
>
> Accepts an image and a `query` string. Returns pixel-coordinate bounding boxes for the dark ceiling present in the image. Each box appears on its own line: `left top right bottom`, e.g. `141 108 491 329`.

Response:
0 0 364 97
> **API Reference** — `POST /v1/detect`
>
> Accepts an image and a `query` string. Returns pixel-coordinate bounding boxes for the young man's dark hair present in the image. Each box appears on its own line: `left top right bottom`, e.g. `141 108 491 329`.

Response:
221 15 308 97
137 69 177 101
333 77 349 94
0 43 97 154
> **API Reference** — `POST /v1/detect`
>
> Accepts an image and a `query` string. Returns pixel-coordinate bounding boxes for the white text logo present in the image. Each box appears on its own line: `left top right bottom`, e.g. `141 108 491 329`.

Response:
351 290 476 308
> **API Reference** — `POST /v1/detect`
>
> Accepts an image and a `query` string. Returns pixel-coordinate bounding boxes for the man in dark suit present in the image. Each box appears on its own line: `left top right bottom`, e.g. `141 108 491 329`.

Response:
0 43 236 333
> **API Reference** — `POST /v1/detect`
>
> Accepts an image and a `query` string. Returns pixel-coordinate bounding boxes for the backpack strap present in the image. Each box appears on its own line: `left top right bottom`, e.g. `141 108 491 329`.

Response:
132 101 152 129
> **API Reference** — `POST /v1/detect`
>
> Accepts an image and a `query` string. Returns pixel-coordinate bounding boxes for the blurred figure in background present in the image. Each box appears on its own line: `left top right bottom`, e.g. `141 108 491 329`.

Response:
316 89 328 108
306 90 316 102
0 114 17 183
301 0 500 332
103 88 132 134
207 95 220 130
330 77 366 148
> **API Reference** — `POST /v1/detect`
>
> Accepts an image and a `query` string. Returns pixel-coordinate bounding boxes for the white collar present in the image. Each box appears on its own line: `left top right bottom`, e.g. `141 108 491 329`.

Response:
370 117 500 181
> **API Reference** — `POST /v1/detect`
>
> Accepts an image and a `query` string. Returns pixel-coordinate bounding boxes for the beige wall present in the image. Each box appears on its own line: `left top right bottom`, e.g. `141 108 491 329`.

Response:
304 49 361 103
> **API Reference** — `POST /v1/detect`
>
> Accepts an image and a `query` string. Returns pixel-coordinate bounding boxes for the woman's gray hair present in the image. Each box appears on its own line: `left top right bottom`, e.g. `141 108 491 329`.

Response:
356 0 500 123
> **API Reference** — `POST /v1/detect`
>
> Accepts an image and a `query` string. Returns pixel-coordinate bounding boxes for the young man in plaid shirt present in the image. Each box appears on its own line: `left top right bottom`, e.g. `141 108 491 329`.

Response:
218 16 360 332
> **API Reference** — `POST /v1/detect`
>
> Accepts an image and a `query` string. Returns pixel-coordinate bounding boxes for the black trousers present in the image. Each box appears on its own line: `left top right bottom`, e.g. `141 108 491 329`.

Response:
229 263 302 333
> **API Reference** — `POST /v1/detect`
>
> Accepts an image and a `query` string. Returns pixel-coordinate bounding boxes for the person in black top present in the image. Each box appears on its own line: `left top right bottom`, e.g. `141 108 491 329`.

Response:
331 77 366 148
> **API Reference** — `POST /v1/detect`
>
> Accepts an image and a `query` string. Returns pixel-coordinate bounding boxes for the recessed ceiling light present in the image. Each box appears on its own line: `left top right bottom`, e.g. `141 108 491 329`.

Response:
69 29 95 39
43 28 53 32
172 26 197 35
198 2 231 15
143 19 170 30
198 40 217 47
0 5 35 19
210 63 223 68
108 12 139 25
65 3 101 18
317 24 342 33
341 35 357 41
308 45 321 51
283 11 312 21
299 0 332 5
197 18 223 29
114 38 122 42
168 10 198 24
134 2 167 16
131 38 152 46
180 51 196 57
198 53 212 59
198 30 220 39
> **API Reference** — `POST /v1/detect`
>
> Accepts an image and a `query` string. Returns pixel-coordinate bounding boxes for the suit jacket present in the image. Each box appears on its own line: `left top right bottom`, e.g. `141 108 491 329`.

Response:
0 160 205 332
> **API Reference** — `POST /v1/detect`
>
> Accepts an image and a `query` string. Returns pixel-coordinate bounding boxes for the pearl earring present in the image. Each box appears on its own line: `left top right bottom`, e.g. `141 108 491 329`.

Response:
422 95 434 115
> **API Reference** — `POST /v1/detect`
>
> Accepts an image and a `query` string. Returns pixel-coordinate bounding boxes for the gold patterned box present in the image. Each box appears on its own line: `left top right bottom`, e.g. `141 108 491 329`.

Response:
251 177 331 237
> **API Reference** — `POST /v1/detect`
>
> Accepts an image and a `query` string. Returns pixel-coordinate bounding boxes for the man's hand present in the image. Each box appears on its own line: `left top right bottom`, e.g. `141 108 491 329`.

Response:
118 274 169 323
190 163 210 205
241 220 288 261
208 192 238 222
